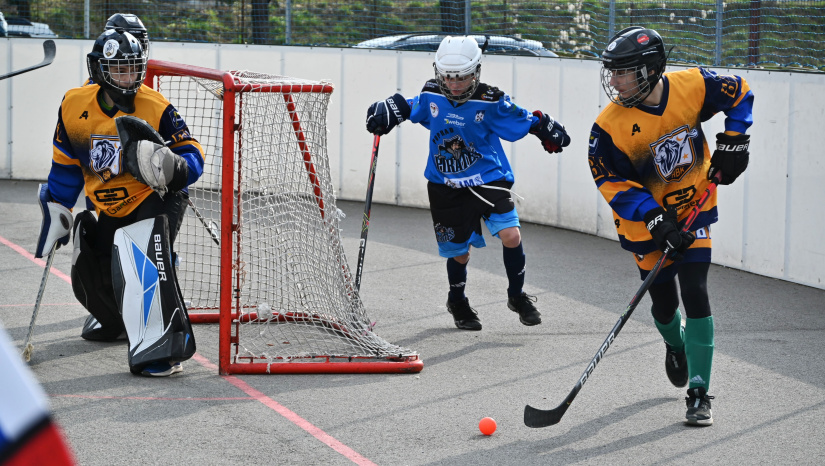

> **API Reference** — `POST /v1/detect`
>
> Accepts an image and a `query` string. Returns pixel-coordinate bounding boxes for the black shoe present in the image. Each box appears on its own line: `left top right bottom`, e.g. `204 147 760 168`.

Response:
81 315 126 342
507 292 542 326
665 342 688 387
685 387 714 426
446 297 482 331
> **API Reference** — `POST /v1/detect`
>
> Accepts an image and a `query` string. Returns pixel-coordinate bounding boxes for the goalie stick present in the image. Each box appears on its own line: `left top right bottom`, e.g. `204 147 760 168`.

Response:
354 134 380 292
0 40 56 81
187 198 220 245
22 245 56 362
524 171 722 428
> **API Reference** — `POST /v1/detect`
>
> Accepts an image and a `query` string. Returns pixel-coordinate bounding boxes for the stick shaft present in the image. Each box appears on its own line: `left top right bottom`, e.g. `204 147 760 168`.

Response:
188 198 220 245
355 134 381 292
0 40 56 81
22 246 56 360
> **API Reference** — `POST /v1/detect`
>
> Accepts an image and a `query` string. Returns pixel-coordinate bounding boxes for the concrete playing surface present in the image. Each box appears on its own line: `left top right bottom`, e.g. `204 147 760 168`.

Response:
1 178 823 465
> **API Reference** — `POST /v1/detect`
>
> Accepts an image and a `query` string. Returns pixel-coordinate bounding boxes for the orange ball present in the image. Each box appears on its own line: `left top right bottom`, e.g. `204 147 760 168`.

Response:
479 417 497 435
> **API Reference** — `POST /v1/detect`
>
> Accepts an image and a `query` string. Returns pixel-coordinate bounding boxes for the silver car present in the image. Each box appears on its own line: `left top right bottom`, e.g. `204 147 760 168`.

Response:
354 33 558 57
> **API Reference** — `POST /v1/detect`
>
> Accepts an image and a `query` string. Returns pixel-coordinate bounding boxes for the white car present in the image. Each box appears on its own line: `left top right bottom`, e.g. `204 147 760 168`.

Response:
0 12 58 38
354 33 558 57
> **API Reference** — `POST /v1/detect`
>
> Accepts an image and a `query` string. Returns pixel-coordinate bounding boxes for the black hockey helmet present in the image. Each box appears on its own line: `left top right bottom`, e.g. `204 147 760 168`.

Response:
105 13 149 57
87 29 146 113
600 26 667 107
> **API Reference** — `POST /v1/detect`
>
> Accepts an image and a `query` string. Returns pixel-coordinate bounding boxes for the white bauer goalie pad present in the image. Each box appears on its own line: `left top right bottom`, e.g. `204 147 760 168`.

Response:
112 215 195 374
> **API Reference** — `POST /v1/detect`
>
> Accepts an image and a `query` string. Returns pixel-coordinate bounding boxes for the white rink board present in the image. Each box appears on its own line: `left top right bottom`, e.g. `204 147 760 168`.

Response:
2 39 823 290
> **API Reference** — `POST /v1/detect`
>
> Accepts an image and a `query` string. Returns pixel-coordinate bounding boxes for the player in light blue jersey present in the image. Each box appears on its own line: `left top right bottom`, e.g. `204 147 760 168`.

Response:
366 36 570 331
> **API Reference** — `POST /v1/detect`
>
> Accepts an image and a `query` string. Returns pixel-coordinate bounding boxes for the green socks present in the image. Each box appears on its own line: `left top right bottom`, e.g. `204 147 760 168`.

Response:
654 308 685 351
685 316 715 390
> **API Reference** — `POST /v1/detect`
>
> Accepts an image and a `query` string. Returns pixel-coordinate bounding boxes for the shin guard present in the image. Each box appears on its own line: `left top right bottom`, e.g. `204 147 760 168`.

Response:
112 215 196 374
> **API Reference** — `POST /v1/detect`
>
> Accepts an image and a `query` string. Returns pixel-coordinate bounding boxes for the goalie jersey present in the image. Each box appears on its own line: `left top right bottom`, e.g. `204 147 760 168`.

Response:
588 67 754 254
48 84 204 217
408 80 535 188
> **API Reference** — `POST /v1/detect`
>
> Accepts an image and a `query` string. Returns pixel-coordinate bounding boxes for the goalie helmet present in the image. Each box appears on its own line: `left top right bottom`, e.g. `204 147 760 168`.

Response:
434 36 482 103
105 13 149 58
600 26 667 108
87 29 147 113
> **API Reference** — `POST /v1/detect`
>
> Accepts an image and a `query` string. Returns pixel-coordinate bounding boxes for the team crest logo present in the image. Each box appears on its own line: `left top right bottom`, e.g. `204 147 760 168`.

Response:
103 39 120 59
89 135 122 182
168 109 185 129
434 223 455 243
650 125 698 182
430 102 439 118
435 135 482 174
588 130 599 155
475 111 485 123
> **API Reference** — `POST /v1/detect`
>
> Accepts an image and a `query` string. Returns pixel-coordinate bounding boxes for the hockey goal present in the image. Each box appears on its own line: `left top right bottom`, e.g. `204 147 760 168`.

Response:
144 60 422 375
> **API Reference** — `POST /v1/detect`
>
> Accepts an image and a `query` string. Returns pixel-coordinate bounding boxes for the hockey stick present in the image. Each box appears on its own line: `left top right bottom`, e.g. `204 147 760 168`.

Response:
0 40 56 81
187 198 220 245
524 171 722 428
354 134 381 292
22 245 57 362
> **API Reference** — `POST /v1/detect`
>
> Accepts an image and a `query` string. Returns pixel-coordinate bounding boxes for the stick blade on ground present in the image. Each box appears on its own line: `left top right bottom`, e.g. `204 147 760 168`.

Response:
524 404 566 428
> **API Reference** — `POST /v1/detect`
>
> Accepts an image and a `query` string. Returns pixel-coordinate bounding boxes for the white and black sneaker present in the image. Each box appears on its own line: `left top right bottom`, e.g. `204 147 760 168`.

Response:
140 361 183 377
507 292 542 326
685 387 714 426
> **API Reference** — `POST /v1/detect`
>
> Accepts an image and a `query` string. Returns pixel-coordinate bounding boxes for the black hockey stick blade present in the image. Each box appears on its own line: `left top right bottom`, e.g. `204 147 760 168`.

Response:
0 40 56 81
524 402 569 428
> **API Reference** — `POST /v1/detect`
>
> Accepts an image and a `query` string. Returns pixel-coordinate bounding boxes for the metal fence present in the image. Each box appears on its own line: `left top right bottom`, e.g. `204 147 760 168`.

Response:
1 1 823 71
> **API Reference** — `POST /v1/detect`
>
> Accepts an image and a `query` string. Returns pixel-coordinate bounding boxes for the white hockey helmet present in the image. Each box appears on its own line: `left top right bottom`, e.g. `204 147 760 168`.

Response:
433 36 482 103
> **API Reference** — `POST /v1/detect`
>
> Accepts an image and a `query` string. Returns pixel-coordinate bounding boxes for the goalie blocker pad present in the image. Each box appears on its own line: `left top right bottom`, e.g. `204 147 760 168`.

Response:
112 215 195 374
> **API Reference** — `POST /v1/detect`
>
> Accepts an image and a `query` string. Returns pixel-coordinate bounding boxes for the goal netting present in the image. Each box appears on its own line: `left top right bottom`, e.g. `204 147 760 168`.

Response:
145 60 422 374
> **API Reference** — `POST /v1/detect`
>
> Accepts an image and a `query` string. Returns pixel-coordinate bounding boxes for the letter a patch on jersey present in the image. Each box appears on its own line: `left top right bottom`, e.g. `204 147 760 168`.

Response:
649 125 698 183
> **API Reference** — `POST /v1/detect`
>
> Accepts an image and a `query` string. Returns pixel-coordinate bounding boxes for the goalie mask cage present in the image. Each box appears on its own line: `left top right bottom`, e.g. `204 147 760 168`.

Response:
144 60 422 375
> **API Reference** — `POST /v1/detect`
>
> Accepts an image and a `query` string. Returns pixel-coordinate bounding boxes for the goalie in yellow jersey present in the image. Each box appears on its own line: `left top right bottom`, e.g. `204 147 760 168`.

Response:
588 27 754 425
35 29 205 377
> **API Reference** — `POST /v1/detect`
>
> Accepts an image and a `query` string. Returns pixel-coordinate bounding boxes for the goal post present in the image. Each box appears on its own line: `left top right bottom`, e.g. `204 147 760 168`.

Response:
144 60 423 375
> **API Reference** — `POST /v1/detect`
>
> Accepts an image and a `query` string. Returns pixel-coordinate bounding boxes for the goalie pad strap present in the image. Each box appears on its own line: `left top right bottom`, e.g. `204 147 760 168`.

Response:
112 215 195 372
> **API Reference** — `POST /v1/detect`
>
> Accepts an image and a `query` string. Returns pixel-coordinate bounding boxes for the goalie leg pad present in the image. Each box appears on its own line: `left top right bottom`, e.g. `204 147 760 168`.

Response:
112 215 196 374
71 211 124 341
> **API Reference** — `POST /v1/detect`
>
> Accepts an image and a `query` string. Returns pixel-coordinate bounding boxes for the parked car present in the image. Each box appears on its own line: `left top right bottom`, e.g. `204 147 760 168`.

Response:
0 12 58 38
354 33 558 57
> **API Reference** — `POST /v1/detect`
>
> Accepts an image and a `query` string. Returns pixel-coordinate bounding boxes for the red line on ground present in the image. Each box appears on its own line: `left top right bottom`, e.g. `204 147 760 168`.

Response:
0 235 72 284
191 353 377 466
0 303 82 308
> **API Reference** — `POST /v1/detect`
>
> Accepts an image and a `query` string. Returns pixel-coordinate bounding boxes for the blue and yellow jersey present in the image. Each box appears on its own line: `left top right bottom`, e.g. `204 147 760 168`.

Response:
589 67 753 254
49 84 204 217
408 80 535 187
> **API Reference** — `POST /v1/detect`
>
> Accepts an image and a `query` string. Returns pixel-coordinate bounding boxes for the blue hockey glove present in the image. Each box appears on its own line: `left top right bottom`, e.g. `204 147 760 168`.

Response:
366 93 411 136
530 110 571 154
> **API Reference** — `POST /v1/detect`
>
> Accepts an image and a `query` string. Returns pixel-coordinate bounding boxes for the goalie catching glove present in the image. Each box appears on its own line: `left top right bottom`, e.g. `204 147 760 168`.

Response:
708 132 749 185
644 206 695 261
366 93 411 136
116 115 189 196
530 110 571 154
35 184 72 258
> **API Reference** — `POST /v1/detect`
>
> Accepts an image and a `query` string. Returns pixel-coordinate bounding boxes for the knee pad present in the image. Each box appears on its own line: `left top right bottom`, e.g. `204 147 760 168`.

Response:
112 215 196 373
71 211 123 338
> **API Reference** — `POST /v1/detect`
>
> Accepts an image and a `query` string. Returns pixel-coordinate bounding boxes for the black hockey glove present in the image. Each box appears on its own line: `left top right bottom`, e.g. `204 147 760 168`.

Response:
709 132 749 185
366 93 411 136
530 110 570 154
116 116 189 196
643 206 695 261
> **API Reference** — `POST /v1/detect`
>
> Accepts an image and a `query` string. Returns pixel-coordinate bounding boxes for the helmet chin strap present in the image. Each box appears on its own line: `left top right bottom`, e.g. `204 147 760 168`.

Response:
102 88 137 114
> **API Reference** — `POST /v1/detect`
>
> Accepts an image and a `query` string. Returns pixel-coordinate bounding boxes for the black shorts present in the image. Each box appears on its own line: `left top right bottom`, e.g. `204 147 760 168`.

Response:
427 180 520 257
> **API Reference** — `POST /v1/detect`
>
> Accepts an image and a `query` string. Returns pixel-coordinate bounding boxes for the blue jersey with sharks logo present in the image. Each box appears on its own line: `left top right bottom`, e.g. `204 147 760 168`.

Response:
48 84 204 217
588 67 753 254
408 80 536 188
